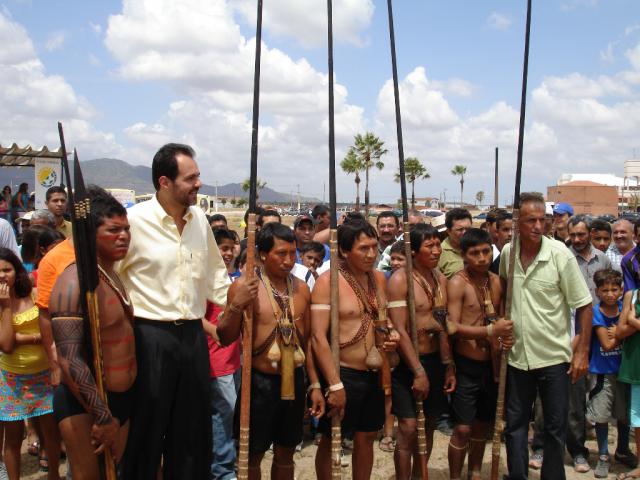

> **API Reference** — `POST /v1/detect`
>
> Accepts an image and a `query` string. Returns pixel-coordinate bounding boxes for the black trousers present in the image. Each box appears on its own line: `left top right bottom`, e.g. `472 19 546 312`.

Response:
504 363 569 480
122 319 212 480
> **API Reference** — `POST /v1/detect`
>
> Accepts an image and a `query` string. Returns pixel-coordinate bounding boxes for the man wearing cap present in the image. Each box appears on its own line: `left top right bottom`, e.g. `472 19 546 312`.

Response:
553 202 574 245
294 214 330 264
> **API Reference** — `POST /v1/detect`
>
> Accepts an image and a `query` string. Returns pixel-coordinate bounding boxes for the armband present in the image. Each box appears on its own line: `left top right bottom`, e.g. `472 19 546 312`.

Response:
307 382 321 393
387 300 407 309
487 324 494 338
328 382 344 392
311 304 331 311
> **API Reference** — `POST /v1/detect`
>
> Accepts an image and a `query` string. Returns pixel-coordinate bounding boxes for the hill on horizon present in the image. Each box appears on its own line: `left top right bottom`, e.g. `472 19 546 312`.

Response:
0 158 319 204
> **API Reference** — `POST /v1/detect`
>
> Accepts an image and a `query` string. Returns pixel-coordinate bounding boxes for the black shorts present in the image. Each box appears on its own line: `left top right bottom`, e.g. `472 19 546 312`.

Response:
318 367 385 438
451 355 497 425
392 352 449 419
53 383 132 426
234 368 305 454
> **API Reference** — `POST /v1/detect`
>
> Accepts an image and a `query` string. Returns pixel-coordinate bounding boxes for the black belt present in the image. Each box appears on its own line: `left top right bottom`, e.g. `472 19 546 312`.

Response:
134 316 200 327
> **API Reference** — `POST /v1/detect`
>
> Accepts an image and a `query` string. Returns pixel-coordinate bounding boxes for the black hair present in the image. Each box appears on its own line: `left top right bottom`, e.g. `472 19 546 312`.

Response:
257 222 296 253
409 224 439 253
21 225 50 264
311 204 330 219
460 228 493 254
37 228 65 253
338 217 377 253
87 185 127 227
568 214 591 230
590 219 611 235
487 208 507 225
45 186 67 202
18 183 28 194
389 240 405 256
594 268 622 288
376 210 399 227
445 208 472 230
234 248 248 271
257 209 281 226
151 143 195 191
209 213 227 225
213 228 237 246
301 241 325 256
244 206 265 224
495 210 513 229
0 248 32 298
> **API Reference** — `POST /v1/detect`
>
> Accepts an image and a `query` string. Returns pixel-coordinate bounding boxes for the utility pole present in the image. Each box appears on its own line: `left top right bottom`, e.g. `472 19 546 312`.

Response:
494 147 499 208
297 184 301 212
323 182 326 203
215 180 219 212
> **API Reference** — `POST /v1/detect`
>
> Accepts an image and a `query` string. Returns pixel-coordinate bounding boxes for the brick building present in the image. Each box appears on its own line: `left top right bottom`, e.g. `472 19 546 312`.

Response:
547 180 618 216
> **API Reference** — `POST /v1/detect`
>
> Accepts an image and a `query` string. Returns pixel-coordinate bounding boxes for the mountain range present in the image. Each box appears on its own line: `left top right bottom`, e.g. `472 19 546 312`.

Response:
0 158 319 203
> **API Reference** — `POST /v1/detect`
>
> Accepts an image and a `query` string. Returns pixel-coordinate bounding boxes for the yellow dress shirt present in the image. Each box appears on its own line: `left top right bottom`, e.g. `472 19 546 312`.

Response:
116 195 230 321
437 237 464 279
57 219 73 238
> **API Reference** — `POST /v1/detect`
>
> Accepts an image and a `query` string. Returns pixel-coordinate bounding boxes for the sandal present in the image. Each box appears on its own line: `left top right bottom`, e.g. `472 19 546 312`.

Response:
379 435 395 452
27 440 39 457
38 453 48 473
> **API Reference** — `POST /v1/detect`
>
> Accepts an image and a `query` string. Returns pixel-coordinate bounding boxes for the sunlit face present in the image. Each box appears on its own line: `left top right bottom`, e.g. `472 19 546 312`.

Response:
377 217 399 245
263 237 297 278
596 282 622 307
463 243 493 273
496 219 513 250
413 236 442 270
390 252 406 271
612 220 634 252
590 229 611 253
295 221 314 246
568 221 590 254
301 250 323 271
316 212 330 230
518 202 546 246
46 192 67 218
162 153 202 207
96 215 131 262
447 218 471 249
217 238 236 269
342 233 378 273
0 260 16 288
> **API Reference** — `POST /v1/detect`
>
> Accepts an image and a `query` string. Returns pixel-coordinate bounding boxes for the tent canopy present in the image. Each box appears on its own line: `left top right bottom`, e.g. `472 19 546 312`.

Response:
0 144 63 167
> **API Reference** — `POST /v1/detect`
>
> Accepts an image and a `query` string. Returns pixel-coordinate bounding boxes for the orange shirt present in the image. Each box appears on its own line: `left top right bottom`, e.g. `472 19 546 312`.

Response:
36 238 75 310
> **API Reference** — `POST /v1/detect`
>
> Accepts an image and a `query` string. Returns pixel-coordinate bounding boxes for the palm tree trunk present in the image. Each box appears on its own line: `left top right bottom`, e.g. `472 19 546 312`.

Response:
355 174 361 212
365 167 370 217
460 179 464 207
411 180 416 210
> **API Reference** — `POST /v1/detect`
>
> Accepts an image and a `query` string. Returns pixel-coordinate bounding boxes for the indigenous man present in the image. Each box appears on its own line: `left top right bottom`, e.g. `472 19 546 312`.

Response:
218 223 324 480
50 187 134 477
312 216 400 480
386 224 456 480
438 208 472 279
446 228 513 480
45 186 73 238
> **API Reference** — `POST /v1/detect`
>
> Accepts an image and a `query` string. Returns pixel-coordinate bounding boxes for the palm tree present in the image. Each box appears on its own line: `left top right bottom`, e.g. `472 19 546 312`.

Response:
242 178 267 201
475 190 485 207
352 132 387 216
394 157 430 210
340 147 363 211
451 165 467 207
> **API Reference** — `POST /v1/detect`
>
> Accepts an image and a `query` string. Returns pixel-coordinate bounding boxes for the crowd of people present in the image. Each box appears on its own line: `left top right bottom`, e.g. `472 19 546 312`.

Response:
0 143 637 480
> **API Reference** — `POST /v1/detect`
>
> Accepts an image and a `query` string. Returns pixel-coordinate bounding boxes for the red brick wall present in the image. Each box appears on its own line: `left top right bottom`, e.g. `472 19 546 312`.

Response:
546 185 618 216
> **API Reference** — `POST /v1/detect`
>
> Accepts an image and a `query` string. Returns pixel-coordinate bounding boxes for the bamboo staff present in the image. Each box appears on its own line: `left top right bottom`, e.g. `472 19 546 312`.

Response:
326 1 342 478
385 1 428 478
491 1 532 479
238 1 263 478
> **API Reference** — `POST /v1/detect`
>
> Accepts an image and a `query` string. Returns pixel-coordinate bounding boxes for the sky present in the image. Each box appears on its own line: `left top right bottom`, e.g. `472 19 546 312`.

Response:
1 0 640 205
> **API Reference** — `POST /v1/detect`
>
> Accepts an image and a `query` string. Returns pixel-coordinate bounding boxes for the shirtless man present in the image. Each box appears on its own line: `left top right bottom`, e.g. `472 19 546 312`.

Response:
446 228 513 480
311 216 399 480
218 222 324 480
386 224 456 479
49 187 135 478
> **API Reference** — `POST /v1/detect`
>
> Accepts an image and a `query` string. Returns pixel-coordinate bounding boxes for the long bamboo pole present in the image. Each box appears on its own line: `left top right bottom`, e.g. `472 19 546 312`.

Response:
491 1 532 479
238 1 263 478
385 1 428 478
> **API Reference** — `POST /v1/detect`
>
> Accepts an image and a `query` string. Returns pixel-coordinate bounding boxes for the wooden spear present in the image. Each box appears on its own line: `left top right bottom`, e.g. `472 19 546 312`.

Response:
238 1 263 479
491 1 532 479
326 1 342 477
385 1 428 478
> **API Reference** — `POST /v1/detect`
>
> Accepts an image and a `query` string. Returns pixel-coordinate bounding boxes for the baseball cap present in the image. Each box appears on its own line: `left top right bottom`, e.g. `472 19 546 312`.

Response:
294 214 315 229
553 202 574 216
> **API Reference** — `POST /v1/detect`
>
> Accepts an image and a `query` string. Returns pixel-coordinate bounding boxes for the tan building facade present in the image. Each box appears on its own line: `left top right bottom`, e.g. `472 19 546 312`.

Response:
547 181 618 216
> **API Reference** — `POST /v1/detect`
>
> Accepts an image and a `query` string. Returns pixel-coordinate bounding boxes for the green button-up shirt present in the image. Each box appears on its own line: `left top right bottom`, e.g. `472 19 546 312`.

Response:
499 236 592 370
438 237 464 279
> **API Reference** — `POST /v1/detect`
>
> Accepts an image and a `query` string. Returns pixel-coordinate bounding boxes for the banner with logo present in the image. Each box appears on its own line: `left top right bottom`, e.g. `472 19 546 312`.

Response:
34 158 62 209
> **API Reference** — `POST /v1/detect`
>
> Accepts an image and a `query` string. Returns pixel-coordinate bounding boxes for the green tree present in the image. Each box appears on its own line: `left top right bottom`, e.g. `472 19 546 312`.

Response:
221 198 227 207
451 165 467 206
340 147 363 211
350 132 387 216
394 157 430 210
242 178 267 201
230 198 237 207
475 190 485 206
236 197 248 208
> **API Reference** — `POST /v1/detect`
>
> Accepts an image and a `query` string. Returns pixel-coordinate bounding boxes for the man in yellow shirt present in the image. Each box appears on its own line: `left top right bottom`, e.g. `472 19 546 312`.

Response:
438 208 472 279
117 143 230 479
45 186 72 238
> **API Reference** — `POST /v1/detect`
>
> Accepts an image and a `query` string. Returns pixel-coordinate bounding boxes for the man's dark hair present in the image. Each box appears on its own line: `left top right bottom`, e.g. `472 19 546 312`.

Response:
311 204 330 219
445 208 472 230
594 268 622 288
301 241 325 257
257 209 281 226
496 210 513 229
37 228 65 253
45 186 67 202
209 213 227 225
376 210 399 227
568 214 590 230
410 224 439 253
0 248 31 298
257 222 295 253
343 212 367 224
590 219 611 235
21 225 51 264
151 143 195 191
390 240 405 256
338 217 377 253
460 228 493 254
244 206 265 224
487 208 506 226
87 185 127 227
213 228 236 246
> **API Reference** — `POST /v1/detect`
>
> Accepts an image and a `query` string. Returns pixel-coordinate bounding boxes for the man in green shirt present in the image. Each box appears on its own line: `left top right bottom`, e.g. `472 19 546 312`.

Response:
499 192 592 480
438 208 472 279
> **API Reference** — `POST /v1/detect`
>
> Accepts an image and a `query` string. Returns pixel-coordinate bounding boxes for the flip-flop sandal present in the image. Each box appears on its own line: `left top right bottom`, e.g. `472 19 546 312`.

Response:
379 436 395 452
27 441 39 457
38 454 49 473
617 471 640 480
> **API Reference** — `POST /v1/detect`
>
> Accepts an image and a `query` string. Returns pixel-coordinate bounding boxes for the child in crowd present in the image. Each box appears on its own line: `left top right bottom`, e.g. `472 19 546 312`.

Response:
388 240 406 276
300 241 325 280
590 219 612 254
214 228 241 280
587 269 635 478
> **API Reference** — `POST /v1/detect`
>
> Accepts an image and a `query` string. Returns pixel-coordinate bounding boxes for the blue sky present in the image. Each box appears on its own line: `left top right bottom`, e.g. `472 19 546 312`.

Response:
2 0 640 205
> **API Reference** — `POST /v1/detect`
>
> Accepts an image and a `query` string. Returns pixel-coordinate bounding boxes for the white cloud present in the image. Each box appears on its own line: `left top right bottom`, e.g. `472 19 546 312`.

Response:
44 30 66 51
601 42 615 63
89 21 102 36
486 12 511 31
